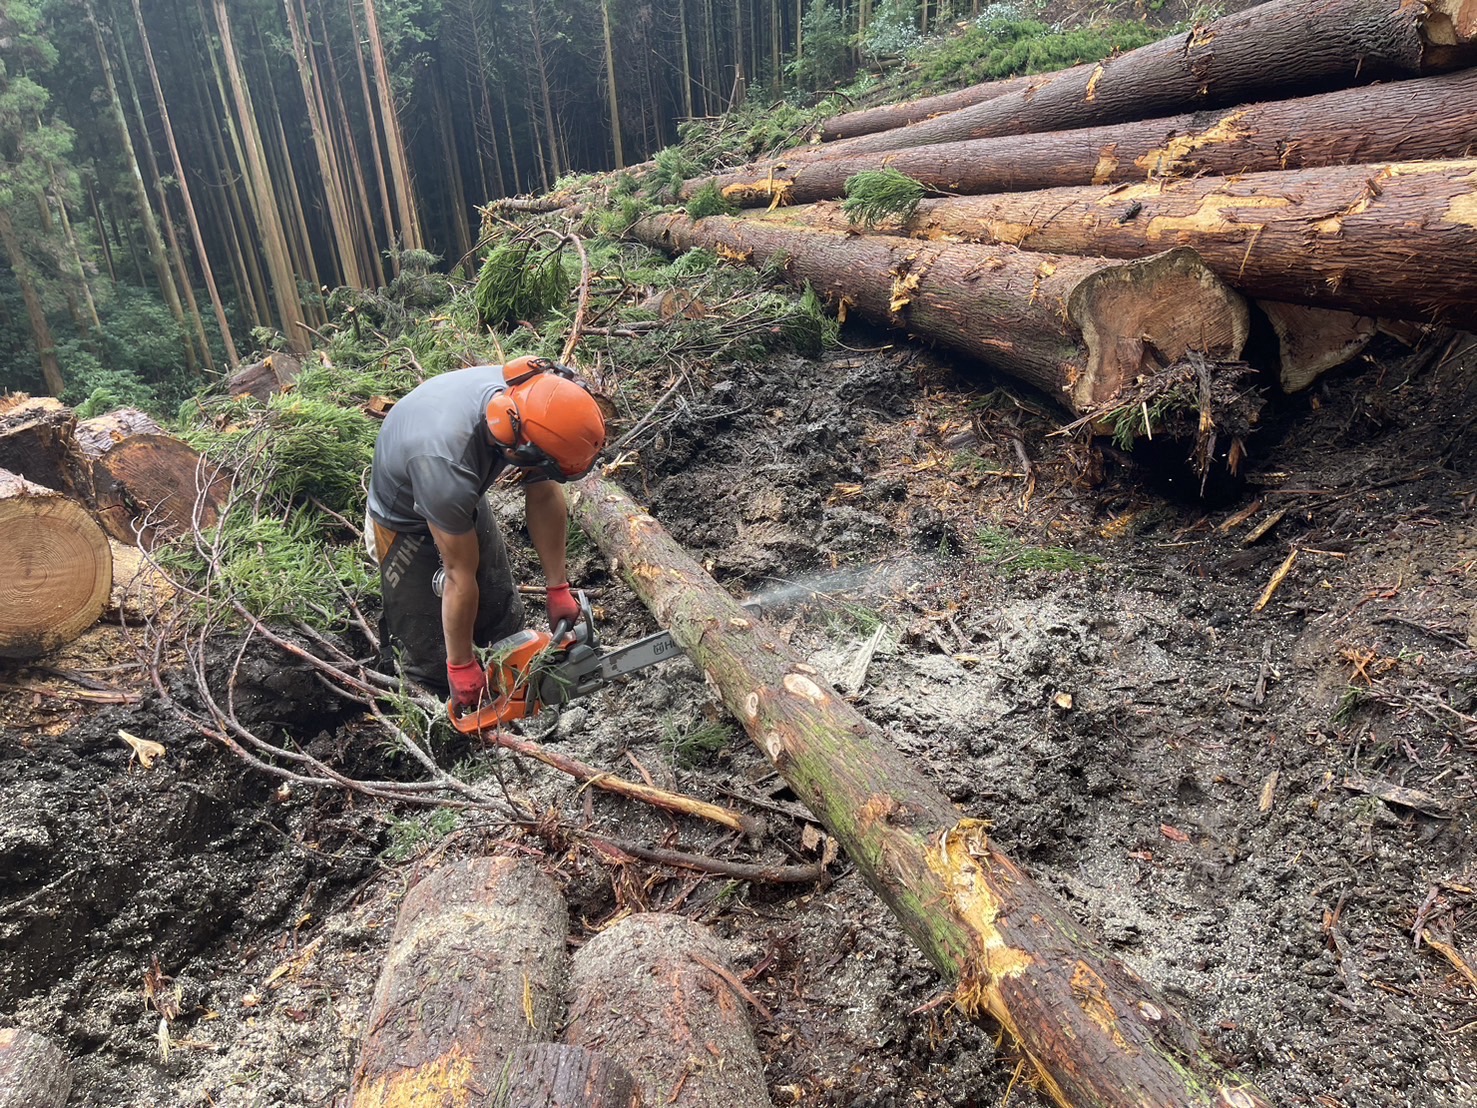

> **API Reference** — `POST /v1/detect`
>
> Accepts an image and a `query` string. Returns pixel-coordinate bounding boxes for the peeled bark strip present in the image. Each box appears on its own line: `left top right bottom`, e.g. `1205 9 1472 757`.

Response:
500 1044 643 1107
817 72 1039 141
351 857 569 1108
569 479 1270 1108
1258 302 1377 393
692 69 1477 207
630 213 1248 416
564 914 772 1108
894 158 1477 326
0 469 112 660
768 0 1477 166
0 1028 72 1108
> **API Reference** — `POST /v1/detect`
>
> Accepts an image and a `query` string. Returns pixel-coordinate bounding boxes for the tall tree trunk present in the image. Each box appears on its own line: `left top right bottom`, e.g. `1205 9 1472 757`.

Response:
315 0 384 284
86 0 197 371
0 209 66 396
345 0 399 275
789 0 1477 162
46 165 102 332
113 7 215 372
601 0 625 169
432 74 474 266
696 68 1477 207
677 0 695 117
631 212 1251 417
209 0 310 351
527 0 563 182
500 86 523 196
129 0 238 365
361 0 424 252
281 0 367 289
86 179 118 285
884 157 1477 327
570 477 1274 1108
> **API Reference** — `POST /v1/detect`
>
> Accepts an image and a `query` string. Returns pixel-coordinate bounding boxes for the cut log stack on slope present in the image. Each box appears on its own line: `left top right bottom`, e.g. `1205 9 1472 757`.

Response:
648 0 1477 417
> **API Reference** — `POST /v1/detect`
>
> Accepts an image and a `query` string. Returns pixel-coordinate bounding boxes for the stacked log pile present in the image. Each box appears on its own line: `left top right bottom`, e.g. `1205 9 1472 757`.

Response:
639 0 1477 422
0 396 221 658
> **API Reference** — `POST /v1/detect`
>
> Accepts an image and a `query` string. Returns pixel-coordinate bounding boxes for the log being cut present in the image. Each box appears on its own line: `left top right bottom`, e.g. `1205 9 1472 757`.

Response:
631 212 1249 419
0 468 112 660
689 69 1477 207
570 478 1272 1108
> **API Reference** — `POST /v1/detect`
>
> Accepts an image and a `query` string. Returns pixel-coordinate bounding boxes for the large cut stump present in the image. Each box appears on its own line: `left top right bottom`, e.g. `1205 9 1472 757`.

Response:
0 1027 72 1108
0 398 79 498
692 69 1477 208
75 425 225 548
570 479 1271 1108
351 856 569 1107
631 213 1249 419
781 0 1477 164
0 469 112 660
877 158 1477 327
564 914 772 1108
501 1044 643 1107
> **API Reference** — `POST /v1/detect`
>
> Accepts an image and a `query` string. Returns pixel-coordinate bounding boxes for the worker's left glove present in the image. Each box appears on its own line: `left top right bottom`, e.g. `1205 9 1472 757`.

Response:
546 582 579 632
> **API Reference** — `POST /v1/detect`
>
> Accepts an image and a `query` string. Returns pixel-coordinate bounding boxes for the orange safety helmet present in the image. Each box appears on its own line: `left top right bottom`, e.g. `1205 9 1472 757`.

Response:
485 365 606 482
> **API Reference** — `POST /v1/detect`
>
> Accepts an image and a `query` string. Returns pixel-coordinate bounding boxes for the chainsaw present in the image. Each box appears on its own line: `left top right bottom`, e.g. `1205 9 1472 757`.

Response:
448 591 732 735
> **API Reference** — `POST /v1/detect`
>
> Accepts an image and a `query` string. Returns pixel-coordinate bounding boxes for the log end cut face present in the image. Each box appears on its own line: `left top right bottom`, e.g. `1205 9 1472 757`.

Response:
1066 247 1250 412
0 492 111 660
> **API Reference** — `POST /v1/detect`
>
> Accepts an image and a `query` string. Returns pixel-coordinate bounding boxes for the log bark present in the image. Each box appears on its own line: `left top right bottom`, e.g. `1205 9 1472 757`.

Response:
764 0 1477 165
1258 302 1377 393
691 69 1477 207
883 157 1477 327
227 351 303 403
501 1044 643 1107
630 212 1249 417
0 398 80 498
0 469 112 660
0 1027 71 1108
80 431 226 548
564 913 772 1108
569 478 1270 1108
352 856 569 1107
817 72 1038 141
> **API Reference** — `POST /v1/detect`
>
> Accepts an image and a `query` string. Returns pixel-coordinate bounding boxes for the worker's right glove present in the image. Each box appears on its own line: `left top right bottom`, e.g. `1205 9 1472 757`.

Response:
446 660 486 710
546 582 579 632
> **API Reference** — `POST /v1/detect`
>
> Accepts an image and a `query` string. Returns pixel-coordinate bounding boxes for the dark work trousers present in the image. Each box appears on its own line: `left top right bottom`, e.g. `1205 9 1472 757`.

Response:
375 497 524 692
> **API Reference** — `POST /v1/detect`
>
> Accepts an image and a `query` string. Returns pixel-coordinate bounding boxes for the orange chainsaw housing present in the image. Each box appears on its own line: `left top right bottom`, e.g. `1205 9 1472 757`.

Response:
447 627 564 735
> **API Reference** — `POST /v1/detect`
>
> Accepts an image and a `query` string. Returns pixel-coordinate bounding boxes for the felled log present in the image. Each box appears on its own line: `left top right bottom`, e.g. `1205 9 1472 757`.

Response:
764 0 1477 165
564 913 772 1108
630 212 1249 418
0 1028 71 1108
570 479 1270 1108
690 69 1477 207
1258 302 1377 393
878 157 1477 327
817 72 1039 141
0 397 79 497
226 351 302 402
0 469 112 660
74 422 225 547
351 856 569 1108
500 1044 643 1107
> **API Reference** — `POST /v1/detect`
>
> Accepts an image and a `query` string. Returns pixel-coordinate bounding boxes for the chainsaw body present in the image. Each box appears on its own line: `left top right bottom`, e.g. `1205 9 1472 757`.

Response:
448 591 698 735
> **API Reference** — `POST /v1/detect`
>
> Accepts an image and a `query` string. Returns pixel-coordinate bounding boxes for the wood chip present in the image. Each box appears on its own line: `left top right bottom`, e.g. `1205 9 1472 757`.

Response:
1258 771 1279 813
1342 775 1452 819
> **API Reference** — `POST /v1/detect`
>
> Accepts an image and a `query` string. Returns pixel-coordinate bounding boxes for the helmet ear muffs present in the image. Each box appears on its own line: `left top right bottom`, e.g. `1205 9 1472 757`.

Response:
485 392 521 447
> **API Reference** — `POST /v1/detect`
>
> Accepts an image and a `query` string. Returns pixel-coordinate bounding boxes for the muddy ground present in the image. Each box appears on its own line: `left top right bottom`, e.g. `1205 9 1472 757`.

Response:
3 321 1476 1107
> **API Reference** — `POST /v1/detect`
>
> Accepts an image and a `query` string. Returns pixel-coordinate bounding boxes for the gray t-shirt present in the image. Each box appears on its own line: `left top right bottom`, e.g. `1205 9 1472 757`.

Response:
367 365 512 535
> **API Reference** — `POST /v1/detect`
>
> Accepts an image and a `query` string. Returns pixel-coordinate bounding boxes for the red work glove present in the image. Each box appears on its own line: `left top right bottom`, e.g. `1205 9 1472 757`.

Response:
546 582 579 632
446 660 486 710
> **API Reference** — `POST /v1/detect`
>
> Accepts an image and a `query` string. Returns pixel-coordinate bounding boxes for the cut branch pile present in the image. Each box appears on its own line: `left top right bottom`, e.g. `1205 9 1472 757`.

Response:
643 0 1477 423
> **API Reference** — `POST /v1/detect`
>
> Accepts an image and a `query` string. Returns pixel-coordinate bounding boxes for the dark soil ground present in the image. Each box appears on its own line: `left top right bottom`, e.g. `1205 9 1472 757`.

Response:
3 316 1475 1107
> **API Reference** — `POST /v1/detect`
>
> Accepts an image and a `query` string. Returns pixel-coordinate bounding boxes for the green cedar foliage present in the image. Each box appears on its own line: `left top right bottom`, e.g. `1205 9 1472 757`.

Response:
842 168 926 227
